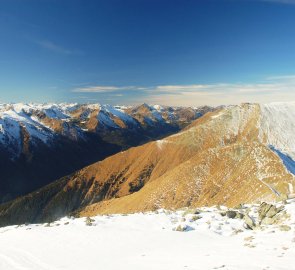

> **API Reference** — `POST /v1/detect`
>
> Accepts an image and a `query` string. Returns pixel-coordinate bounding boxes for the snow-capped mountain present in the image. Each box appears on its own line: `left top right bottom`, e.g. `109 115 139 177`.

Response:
0 103 212 203
2 102 295 226
0 103 210 158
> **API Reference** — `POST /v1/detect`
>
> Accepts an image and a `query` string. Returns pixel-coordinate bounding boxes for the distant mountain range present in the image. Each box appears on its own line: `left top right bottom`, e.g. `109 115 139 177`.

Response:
0 103 213 203
1 102 295 226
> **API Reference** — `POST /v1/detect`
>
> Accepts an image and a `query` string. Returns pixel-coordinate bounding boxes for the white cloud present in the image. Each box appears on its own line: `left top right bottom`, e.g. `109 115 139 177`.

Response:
71 75 295 106
147 80 295 106
265 75 295 81
155 83 280 94
155 85 206 92
148 76 295 106
72 86 143 93
73 86 122 93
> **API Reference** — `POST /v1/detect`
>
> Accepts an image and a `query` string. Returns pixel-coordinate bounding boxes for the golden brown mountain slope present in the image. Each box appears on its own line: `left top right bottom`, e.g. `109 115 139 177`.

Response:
1 103 294 225
80 103 295 215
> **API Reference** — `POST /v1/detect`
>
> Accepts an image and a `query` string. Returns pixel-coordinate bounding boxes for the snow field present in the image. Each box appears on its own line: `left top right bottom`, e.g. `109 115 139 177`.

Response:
1 201 295 270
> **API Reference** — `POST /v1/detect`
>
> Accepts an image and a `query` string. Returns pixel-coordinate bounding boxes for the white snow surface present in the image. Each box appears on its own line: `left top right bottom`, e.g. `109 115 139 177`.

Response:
1 201 295 270
260 102 295 160
101 104 137 126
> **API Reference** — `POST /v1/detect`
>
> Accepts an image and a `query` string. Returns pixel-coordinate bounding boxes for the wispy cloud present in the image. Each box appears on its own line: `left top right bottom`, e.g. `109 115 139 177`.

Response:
265 74 295 81
155 85 206 92
149 79 295 105
154 82 283 94
72 85 147 93
70 75 295 106
35 40 82 55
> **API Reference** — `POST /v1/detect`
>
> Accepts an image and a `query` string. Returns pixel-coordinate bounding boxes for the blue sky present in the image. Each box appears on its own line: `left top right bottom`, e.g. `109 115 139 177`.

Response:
1 0 295 106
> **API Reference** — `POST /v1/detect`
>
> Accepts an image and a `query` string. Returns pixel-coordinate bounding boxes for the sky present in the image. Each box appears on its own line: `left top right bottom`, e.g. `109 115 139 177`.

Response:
1 0 295 106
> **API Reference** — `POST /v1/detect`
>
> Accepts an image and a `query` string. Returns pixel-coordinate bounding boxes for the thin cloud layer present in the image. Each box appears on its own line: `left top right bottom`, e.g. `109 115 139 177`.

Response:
35 40 82 55
72 86 143 93
71 75 295 106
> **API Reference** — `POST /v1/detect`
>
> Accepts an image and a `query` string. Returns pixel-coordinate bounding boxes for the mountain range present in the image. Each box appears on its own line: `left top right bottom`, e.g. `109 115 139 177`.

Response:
1 102 295 226
0 103 212 203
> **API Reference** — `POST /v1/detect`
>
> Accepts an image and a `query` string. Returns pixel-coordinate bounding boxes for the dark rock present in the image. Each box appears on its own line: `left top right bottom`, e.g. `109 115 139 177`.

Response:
226 211 237 219
236 212 245 219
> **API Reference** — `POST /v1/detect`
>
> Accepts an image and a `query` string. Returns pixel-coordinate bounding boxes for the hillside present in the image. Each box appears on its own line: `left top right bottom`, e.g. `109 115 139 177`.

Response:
1 102 295 226
0 103 210 202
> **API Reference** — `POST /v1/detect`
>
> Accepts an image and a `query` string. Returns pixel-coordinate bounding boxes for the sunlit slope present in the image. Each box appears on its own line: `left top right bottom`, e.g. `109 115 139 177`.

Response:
81 103 295 215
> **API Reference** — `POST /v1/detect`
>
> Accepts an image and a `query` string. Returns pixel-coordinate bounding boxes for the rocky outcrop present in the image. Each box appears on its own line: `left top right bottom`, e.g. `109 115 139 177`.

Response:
167 199 295 234
220 201 291 231
258 202 285 225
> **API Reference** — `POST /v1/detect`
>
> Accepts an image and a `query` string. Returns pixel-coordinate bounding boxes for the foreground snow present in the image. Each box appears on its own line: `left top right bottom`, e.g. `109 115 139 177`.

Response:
0 201 295 270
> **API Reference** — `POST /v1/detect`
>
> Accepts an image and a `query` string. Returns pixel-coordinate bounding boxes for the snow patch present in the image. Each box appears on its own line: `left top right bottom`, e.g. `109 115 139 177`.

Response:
259 102 295 160
102 104 137 125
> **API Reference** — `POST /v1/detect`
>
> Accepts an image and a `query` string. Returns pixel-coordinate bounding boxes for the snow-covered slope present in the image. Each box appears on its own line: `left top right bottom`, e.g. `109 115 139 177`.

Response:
0 105 53 147
0 199 294 270
259 102 295 160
